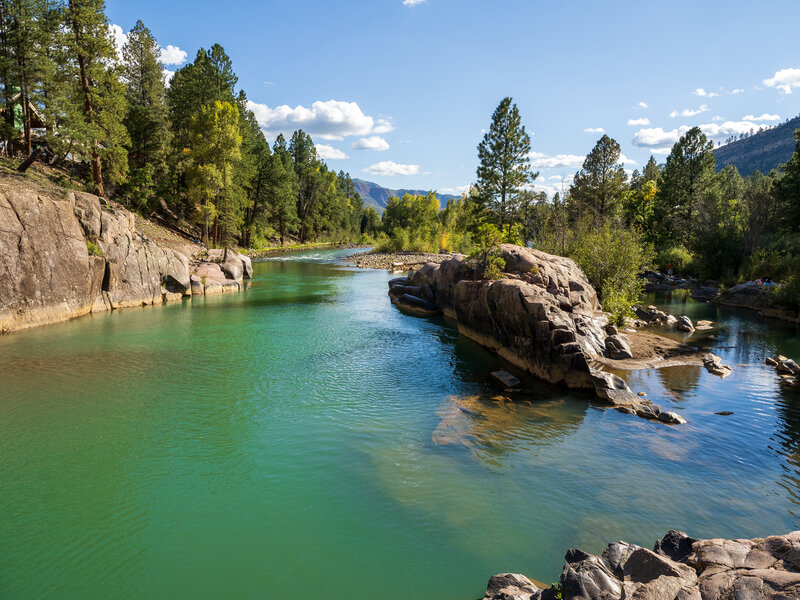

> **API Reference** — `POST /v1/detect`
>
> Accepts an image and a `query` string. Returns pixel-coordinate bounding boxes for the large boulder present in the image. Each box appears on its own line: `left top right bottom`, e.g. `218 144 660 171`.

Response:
483 530 800 600
386 244 661 420
0 177 194 332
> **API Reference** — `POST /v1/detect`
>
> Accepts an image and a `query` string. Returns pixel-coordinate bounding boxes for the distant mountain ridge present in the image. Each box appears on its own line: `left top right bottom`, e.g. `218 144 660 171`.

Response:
714 114 800 176
353 178 459 213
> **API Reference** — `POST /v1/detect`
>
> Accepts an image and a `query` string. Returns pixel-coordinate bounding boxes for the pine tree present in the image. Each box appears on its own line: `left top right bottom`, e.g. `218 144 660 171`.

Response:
569 135 628 225
267 134 299 245
655 127 716 245
121 20 171 208
779 130 800 230
475 97 536 226
188 100 241 249
61 0 128 196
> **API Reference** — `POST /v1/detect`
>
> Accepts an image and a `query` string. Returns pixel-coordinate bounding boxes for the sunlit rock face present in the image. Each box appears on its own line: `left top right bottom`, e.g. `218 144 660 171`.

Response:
389 244 662 416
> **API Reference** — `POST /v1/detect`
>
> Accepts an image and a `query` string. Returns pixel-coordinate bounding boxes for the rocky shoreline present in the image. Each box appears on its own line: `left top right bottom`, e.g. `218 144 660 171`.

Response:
343 250 451 270
480 530 800 600
0 174 249 333
385 245 687 425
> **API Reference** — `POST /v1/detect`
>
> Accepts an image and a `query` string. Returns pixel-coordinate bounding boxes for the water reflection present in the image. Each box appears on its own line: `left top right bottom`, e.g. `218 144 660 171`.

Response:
431 393 587 467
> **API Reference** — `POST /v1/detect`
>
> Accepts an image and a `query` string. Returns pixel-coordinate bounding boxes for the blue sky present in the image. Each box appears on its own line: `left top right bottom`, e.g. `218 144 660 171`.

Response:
106 0 800 197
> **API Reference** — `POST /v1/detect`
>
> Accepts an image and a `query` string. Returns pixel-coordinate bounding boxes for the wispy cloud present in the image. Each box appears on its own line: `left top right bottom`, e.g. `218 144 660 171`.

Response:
764 68 800 94
529 151 584 169
693 88 718 98
627 118 650 126
669 104 710 118
365 161 419 176
742 113 780 122
584 127 605 134
729 88 744 95
637 101 649 108
402 0 426 5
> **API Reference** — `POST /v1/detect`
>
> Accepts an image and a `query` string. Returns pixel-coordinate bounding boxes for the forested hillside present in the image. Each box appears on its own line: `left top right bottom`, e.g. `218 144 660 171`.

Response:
353 178 457 213
715 114 800 175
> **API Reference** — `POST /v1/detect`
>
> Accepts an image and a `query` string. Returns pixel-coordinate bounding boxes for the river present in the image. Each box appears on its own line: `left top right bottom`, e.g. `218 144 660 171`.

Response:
1 249 799 598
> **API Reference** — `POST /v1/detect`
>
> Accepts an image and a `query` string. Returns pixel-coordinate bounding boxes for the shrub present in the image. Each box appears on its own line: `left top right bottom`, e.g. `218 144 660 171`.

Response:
86 239 104 257
468 223 506 279
655 244 694 274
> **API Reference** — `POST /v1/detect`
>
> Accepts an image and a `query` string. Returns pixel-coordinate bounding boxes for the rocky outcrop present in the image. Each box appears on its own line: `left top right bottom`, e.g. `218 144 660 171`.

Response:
388 245 675 422
0 175 250 333
481 530 800 600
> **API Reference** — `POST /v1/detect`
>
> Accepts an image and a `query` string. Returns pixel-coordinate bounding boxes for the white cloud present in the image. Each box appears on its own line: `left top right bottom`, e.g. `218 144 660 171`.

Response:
693 88 718 98
618 154 637 166
529 151 584 169
699 120 764 137
315 144 349 160
633 126 690 148
712 115 723 122
730 88 744 95
247 99 377 140
159 44 187 66
764 68 800 94
634 119 772 150
439 185 469 196
742 113 780 122
372 118 394 134
669 104 710 118
163 69 175 86
637 102 649 108
110 24 186 70
627 118 650 126
353 136 390 151
402 0 426 5
584 127 605 133
364 161 419 176
109 24 127 59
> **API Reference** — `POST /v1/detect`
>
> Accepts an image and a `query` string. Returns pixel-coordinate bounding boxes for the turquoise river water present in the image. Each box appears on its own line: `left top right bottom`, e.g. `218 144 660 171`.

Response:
2 248 800 599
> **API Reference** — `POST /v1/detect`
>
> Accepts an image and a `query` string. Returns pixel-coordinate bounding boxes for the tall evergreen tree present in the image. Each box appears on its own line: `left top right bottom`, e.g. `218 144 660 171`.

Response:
779 130 800 231
188 100 241 248
655 126 716 245
61 0 128 196
569 134 628 225
267 134 299 245
475 97 536 226
121 20 171 208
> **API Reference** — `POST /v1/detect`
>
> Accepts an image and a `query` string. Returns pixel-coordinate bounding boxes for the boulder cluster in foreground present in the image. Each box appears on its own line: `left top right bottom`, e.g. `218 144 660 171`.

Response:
387 245 685 424
0 175 249 333
482 530 800 600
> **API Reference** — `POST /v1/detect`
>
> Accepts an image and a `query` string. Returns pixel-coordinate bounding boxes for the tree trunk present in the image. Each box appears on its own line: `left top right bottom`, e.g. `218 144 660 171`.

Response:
70 0 104 197
17 146 41 172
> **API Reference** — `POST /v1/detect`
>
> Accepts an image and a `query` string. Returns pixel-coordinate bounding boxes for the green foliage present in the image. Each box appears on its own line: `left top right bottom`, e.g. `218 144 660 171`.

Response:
655 244 694 273
86 238 103 256
468 223 506 280
475 97 537 226
569 135 628 225
536 219 653 325
121 20 170 208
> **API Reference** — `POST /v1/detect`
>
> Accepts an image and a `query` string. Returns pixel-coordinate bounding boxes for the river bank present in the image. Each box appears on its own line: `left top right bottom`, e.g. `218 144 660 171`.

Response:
343 249 452 270
480 529 800 599
0 172 251 333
